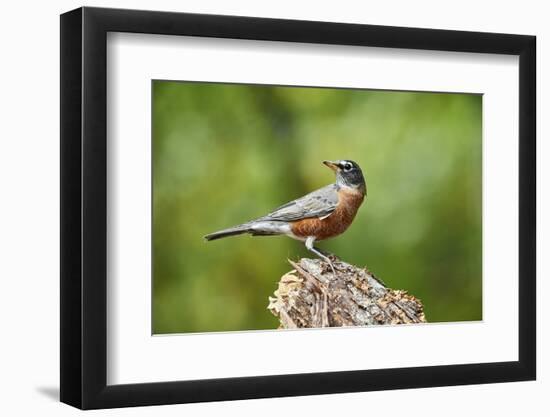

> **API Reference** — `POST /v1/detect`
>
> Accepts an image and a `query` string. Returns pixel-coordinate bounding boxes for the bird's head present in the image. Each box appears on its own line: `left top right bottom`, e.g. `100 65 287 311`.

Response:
323 160 366 191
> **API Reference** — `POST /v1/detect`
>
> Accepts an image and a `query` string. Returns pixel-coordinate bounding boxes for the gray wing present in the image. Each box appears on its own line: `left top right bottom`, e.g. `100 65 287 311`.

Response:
260 184 339 222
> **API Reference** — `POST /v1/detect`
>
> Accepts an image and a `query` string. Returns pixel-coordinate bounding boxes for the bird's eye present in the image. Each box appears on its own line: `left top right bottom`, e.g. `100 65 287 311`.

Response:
343 162 353 171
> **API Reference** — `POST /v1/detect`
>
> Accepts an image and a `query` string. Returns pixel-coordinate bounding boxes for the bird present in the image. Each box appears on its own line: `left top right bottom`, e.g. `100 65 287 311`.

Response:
204 160 366 273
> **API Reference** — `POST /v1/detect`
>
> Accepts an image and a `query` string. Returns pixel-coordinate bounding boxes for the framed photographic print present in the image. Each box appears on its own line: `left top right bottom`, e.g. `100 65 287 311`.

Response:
60 6 536 409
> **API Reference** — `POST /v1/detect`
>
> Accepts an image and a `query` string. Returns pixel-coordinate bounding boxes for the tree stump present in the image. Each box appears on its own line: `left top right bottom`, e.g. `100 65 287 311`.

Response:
268 257 426 328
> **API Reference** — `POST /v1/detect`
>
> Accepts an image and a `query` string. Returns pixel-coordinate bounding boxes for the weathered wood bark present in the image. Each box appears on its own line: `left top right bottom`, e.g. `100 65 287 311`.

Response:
268 257 426 328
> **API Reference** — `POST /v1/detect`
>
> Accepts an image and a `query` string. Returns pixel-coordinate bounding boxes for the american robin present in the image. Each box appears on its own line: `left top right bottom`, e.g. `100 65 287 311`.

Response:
204 160 366 273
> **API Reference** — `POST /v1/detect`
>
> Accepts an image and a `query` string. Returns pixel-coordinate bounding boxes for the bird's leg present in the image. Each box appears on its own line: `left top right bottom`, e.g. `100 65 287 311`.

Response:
305 236 336 274
313 247 340 262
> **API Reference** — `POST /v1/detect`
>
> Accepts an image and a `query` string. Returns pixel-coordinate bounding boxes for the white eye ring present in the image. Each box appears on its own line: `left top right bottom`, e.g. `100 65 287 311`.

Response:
343 162 353 171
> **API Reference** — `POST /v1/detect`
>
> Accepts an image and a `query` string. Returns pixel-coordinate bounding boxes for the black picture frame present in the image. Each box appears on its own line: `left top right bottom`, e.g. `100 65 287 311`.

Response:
60 6 536 410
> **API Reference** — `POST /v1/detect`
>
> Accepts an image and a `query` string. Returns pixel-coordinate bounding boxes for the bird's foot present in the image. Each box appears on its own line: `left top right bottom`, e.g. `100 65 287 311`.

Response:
327 253 340 262
319 257 338 275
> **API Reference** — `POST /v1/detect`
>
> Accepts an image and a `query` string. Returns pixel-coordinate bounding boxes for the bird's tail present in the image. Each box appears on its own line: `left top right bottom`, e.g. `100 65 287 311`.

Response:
204 220 288 241
204 223 253 241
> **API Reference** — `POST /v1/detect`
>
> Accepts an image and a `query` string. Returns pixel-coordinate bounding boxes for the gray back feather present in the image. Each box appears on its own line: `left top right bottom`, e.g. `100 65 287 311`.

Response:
259 184 339 222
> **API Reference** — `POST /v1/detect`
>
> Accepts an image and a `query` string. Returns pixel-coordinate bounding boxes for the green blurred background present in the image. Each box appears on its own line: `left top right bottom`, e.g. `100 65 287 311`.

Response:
152 80 482 334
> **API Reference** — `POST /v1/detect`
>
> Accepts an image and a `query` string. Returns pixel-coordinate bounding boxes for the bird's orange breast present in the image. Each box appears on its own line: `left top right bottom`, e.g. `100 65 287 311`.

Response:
290 187 365 240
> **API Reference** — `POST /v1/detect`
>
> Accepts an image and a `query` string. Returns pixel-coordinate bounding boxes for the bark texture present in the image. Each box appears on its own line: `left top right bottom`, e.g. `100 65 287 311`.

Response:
268 257 426 328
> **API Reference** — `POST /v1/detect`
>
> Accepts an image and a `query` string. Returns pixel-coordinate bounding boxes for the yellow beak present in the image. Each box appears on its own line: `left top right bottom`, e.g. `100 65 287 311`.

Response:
323 160 339 171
